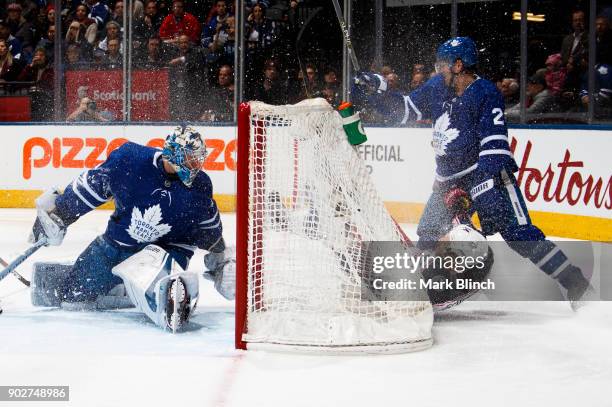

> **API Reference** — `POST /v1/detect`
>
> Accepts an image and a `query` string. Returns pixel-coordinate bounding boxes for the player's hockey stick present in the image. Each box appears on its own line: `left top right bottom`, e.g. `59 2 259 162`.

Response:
330 0 361 72
0 257 30 287
0 238 46 285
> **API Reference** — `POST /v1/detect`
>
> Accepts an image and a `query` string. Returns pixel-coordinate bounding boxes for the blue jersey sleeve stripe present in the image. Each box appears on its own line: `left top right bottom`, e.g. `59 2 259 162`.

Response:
199 210 219 225
71 178 98 209
480 134 508 146
78 171 110 203
200 219 221 230
479 150 514 157
402 95 422 124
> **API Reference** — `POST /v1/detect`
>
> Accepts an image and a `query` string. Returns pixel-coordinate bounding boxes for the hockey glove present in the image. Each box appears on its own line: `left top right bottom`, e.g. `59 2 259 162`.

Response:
203 246 236 301
353 72 388 95
29 188 67 246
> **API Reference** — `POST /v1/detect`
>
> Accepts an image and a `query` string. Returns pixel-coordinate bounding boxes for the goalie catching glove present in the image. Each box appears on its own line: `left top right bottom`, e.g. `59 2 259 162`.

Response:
29 187 67 246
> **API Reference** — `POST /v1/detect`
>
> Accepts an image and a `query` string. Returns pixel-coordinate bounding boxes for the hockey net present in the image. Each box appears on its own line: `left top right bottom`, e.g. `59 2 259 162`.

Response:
236 99 433 354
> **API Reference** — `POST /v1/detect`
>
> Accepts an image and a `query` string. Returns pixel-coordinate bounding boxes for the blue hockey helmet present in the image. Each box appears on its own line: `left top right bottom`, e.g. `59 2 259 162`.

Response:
436 37 478 69
162 125 207 187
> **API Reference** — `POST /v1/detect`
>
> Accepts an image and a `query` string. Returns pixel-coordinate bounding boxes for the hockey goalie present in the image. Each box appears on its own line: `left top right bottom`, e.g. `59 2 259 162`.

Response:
28 126 235 332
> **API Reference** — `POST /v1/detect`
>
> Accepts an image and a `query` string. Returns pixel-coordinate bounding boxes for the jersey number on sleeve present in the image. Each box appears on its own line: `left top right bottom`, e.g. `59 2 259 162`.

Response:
492 108 505 125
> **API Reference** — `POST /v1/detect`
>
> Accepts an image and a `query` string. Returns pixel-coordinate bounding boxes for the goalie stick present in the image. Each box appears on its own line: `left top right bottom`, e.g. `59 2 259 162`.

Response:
0 238 46 285
0 257 31 287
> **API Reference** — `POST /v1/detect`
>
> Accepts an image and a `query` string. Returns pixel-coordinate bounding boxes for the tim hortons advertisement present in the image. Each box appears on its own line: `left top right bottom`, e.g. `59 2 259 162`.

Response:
65 70 170 121
360 128 611 220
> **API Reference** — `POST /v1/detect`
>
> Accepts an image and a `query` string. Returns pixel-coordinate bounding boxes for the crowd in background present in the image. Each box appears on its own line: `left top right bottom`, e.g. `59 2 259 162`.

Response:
0 0 610 122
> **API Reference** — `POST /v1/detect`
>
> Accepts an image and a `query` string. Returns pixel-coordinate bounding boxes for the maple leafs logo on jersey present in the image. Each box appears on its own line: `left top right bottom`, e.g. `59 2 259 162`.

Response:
432 112 460 156
127 204 172 243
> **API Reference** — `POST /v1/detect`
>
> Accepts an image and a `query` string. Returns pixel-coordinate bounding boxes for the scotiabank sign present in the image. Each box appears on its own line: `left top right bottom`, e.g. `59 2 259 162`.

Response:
65 70 169 121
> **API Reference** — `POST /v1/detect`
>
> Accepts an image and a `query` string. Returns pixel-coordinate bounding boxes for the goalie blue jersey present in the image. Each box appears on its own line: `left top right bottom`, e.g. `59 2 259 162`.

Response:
54 142 222 256
364 74 518 181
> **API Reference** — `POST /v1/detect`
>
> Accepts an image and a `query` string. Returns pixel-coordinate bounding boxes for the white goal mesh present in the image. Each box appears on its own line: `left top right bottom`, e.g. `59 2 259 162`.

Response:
238 99 433 354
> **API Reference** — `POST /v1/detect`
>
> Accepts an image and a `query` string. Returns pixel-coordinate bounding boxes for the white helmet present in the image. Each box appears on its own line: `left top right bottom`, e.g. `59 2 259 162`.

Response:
440 224 489 261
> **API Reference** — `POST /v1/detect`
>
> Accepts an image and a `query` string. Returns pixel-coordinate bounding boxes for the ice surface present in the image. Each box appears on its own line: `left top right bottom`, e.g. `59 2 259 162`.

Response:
0 209 610 407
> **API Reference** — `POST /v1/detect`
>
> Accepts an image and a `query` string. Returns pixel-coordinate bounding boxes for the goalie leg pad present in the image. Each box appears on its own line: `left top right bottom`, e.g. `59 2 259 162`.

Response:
112 245 199 331
31 262 73 307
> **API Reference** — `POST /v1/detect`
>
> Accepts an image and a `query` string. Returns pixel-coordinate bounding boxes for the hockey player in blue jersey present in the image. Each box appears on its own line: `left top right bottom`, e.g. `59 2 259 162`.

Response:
28 126 235 331
354 37 594 309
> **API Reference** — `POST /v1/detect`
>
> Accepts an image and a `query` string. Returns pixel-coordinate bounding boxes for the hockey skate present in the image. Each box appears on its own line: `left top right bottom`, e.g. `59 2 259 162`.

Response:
558 265 598 311
165 276 191 332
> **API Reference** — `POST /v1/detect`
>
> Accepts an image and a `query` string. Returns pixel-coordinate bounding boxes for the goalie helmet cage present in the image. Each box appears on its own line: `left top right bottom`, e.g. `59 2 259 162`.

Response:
235 99 433 354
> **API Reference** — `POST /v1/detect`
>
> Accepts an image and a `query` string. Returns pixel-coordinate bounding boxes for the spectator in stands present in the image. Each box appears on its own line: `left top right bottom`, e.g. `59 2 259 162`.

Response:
320 85 340 107
159 0 201 45
299 62 319 96
200 64 234 122
245 3 278 51
133 0 162 46
86 0 111 28
561 10 588 68
32 6 50 47
45 5 56 28
0 37 25 82
70 4 98 45
544 53 566 97
386 72 401 90
380 65 393 76
0 19 23 60
110 0 125 26
561 10 589 104
96 20 122 59
65 44 87 68
5 2 34 57
251 58 287 104
136 35 167 67
323 67 339 91
35 25 54 61
409 70 425 91
209 14 235 68
202 0 231 50
580 63 612 118
499 77 519 106
100 38 122 66
596 15 612 65
506 72 557 121
65 21 94 61
562 51 588 107
168 34 207 119
67 97 110 121
17 47 53 93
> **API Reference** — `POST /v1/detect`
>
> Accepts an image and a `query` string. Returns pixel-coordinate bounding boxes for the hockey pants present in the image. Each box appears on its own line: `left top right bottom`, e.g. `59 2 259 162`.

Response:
417 169 580 283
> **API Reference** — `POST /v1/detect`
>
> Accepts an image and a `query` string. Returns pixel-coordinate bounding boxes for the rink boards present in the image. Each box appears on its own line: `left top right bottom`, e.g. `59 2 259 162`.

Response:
0 124 610 241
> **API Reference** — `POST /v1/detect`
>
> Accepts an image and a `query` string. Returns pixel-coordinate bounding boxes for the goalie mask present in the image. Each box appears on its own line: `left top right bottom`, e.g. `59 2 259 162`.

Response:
162 126 207 187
